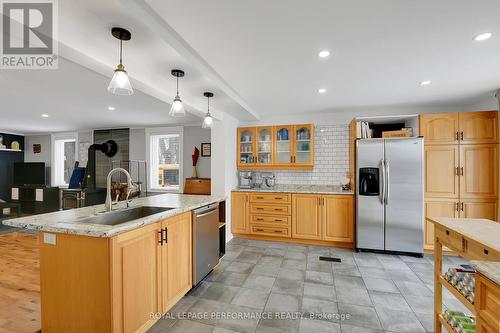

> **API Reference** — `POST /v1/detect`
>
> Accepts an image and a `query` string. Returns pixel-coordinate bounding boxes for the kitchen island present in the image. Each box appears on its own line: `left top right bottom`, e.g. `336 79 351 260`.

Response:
3 193 225 333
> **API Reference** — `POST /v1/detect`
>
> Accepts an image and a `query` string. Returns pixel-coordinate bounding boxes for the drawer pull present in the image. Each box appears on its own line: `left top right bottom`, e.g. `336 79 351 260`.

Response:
255 228 264 232
256 197 264 199
274 197 282 200
274 208 283 211
274 219 282 222
274 230 283 233
256 218 264 221
446 230 450 236
256 208 264 210
484 249 489 255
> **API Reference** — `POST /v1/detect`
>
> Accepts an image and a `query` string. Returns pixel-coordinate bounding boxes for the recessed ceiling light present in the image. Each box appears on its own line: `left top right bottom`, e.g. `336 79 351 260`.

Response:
420 80 431 86
108 106 116 111
318 50 330 58
41 114 49 118
318 88 327 93
474 32 492 41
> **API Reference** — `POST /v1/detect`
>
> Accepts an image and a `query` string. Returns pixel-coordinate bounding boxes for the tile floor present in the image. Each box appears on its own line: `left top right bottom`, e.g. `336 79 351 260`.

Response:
148 238 471 333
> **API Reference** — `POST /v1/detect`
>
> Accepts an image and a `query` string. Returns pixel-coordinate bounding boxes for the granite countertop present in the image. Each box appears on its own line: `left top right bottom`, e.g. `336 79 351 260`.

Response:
232 184 353 195
2 193 225 238
471 261 500 286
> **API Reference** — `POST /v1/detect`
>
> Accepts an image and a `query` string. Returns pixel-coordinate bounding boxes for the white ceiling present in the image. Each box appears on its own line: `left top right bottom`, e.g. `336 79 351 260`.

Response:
2 0 500 134
148 0 500 116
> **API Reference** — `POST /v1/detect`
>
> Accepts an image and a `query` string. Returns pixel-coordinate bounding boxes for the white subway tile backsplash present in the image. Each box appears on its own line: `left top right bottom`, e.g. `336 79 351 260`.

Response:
254 124 349 186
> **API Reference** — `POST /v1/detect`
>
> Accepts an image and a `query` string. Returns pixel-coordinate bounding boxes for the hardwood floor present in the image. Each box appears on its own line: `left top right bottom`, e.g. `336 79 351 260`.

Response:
0 232 40 333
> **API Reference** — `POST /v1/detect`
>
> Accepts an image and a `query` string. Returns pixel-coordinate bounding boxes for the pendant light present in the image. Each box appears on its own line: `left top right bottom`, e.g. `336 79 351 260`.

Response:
169 69 186 117
202 92 214 128
107 27 133 95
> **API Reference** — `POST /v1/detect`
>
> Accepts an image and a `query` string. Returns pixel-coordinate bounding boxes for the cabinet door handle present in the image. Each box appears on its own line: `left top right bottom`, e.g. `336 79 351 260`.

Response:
158 230 164 245
460 202 464 211
455 132 459 140
460 167 464 176
460 131 464 140
455 167 459 176
456 202 460 212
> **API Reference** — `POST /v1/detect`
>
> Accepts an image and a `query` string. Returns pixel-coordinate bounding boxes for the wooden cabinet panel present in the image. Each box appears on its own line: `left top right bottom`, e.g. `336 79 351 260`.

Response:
475 273 500 330
237 127 256 167
161 212 192 313
424 199 458 250
250 203 290 215
459 111 498 144
460 198 498 221
322 195 354 242
419 113 459 145
110 223 161 333
435 225 464 253
460 144 498 198
424 145 459 198
231 192 249 233
250 224 290 237
293 124 314 166
292 194 321 240
476 315 497 333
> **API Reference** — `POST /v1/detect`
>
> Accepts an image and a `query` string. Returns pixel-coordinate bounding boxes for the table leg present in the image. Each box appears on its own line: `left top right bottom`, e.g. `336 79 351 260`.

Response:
434 238 443 333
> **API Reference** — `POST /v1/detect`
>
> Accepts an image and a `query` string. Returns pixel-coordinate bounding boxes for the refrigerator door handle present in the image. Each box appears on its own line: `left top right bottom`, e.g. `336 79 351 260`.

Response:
385 160 390 204
380 159 386 204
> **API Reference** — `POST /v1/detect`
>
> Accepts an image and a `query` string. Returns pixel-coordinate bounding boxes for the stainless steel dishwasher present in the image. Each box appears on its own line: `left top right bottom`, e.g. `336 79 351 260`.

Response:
192 203 220 285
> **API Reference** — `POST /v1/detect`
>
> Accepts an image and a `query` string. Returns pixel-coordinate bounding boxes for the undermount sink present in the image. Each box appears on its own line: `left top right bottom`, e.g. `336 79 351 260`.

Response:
70 206 174 226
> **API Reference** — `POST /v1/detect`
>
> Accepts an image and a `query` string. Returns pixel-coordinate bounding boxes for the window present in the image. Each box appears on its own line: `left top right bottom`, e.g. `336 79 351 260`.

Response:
51 133 78 187
146 127 183 192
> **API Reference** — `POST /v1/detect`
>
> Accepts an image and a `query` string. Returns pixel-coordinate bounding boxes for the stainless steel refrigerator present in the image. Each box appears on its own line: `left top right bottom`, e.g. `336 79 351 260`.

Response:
356 137 424 256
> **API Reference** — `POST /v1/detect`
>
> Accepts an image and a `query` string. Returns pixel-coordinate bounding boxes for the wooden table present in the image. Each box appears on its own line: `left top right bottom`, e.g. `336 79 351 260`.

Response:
429 217 500 333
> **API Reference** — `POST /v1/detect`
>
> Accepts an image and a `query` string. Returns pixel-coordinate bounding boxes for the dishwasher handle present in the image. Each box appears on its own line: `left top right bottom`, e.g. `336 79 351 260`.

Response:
194 204 219 218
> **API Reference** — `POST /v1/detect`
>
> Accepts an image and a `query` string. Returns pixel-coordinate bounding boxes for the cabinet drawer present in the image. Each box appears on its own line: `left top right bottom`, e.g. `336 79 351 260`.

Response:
435 226 464 252
249 193 291 204
466 240 500 261
250 214 290 226
250 224 290 237
476 273 500 329
250 204 290 215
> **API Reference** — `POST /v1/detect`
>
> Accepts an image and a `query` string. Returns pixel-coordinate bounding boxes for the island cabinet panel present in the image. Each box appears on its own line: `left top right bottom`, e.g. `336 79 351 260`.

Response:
39 233 112 333
161 212 192 313
110 222 162 333
322 195 354 242
292 194 321 240
419 112 459 145
231 192 249 234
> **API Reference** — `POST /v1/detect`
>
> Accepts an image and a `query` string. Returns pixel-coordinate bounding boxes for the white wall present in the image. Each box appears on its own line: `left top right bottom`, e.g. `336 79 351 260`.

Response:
211 112 239 241
24 134 51 165
183 126 211 179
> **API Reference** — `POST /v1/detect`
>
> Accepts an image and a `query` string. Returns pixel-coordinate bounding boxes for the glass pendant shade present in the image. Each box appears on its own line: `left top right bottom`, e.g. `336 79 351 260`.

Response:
202 113 213 128
108 64 133 95
169 95 186 117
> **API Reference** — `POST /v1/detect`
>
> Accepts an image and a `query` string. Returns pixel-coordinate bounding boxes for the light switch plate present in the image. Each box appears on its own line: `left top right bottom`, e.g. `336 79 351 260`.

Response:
43 233 56 245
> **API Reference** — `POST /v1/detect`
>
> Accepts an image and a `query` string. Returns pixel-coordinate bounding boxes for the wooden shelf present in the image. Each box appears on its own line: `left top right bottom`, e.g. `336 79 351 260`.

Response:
438 314 459 333
438 275 476 314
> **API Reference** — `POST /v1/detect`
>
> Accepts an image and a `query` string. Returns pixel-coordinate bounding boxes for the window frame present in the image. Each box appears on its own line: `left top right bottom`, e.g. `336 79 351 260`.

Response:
145 126 184 193
51 132 78 187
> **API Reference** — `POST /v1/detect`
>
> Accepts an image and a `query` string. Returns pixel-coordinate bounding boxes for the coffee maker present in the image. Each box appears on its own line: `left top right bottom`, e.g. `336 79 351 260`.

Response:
238 171 253 189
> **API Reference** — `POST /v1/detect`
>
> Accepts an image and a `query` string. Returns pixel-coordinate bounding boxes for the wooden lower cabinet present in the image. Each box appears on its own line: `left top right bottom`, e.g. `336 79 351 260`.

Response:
322 195 354 242
461 198 498 221
475 273 500 332
40 212 193 333
424 199 458 250
292 194 321 240
231 192 249 234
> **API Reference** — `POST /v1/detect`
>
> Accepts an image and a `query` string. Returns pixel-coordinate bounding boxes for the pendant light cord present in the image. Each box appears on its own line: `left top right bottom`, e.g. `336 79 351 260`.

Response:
176 76 179 95
119 39 123 65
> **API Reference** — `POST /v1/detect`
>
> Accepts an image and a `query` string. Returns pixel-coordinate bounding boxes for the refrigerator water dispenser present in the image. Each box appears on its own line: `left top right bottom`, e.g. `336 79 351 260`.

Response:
359 168 379 196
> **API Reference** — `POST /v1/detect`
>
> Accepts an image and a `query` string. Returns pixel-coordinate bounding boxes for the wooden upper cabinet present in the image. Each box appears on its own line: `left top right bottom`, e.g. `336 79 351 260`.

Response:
459 111 498 144
256 127 274 166
293 124 314 166
460 198 498 221
419 112 459 145
322 195 354 243
292 194 321 240
424 145 459 198
231 192 249 234
460 144 498 199
274 125 293 166
424 199 458 250
237 127 256 167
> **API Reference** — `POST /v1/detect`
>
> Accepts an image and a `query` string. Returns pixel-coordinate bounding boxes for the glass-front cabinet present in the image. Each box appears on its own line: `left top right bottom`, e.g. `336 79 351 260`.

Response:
237 124 314 169
275 125 293 165
237 127 256 167
256 127 273 166
293 124 314 166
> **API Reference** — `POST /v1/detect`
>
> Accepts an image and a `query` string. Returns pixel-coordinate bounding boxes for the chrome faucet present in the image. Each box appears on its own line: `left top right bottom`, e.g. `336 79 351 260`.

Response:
105 168 134 212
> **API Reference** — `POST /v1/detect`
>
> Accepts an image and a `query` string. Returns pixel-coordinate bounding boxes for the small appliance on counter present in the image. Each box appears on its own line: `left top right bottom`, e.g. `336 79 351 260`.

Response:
260 172 276 189
238 171 253 189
